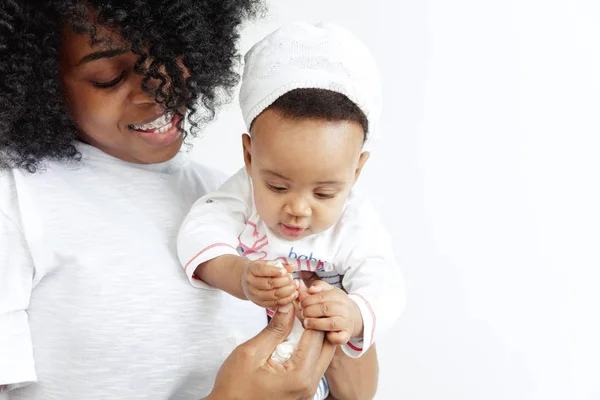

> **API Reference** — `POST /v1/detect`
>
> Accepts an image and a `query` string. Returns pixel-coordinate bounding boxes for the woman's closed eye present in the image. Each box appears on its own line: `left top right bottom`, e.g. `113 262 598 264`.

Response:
92 71 126 89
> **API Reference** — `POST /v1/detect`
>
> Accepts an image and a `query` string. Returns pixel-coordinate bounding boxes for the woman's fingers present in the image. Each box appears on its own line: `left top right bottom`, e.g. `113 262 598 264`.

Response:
290 327 337 379
244 305 297 363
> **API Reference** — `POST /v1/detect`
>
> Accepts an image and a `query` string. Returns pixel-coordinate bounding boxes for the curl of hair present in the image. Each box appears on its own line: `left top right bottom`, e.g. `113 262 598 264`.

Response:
0 0 263 172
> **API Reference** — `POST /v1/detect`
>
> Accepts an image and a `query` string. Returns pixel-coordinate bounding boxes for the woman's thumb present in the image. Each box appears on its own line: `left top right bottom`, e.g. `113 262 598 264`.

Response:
247 305 296 360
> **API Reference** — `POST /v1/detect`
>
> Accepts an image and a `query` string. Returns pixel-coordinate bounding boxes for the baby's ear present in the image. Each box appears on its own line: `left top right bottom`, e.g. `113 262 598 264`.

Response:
242 133 252 175
354 151 370 182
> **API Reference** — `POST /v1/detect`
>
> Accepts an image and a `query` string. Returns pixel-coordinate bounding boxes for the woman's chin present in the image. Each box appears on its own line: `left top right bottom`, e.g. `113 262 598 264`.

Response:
136 135 185 164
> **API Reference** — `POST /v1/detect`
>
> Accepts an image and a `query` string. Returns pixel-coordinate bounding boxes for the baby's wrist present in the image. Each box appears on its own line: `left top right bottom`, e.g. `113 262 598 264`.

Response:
350 300 364 338
237 258 251 300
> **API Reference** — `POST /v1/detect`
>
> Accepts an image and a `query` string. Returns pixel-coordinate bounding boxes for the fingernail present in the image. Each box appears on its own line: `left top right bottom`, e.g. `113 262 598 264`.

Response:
278 304 292 313
295 280 300 288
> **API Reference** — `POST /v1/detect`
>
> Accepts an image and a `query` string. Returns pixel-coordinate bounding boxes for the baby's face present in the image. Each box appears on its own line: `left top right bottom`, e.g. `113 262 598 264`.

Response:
243 109 369 241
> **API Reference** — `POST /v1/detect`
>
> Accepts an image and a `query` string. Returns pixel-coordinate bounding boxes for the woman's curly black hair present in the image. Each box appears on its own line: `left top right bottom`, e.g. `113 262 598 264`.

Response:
0 0 263 172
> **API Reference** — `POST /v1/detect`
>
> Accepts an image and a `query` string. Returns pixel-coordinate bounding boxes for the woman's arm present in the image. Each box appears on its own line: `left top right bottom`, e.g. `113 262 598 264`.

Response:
296 271 379 400
0 182 37 390
325 344 379 400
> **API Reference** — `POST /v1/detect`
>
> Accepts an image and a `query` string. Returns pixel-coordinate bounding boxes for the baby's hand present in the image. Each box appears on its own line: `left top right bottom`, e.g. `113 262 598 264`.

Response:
300 280 364 345
241 260 298 308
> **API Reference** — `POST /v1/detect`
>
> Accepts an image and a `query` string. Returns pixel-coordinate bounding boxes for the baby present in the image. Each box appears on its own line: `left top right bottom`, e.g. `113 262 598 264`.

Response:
177 21 406 399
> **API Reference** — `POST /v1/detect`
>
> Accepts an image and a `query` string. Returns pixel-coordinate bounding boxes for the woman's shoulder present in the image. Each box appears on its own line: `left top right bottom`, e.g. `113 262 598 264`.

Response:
184 157 230 194
0 168 21 222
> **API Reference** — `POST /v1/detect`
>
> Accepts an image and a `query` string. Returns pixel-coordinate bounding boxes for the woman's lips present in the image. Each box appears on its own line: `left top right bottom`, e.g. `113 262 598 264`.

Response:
130 113 183 147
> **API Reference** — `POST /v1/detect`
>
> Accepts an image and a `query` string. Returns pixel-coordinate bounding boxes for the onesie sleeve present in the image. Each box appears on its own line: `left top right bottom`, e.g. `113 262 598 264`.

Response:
333 195 407 358
177 168 252 289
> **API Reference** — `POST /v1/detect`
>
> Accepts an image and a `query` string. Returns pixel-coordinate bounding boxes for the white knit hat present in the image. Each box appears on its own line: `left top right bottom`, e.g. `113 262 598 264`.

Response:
239 21 382 147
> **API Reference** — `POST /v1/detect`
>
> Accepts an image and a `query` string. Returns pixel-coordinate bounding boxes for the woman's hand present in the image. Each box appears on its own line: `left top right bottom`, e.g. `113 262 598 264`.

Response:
207 304 337 400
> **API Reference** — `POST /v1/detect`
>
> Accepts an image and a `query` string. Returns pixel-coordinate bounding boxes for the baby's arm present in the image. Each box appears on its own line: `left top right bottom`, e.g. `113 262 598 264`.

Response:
325 345 379 400
177 169 297 307
323 196 406 358
177 169 250 288
197 255 298 307
193 254 248 299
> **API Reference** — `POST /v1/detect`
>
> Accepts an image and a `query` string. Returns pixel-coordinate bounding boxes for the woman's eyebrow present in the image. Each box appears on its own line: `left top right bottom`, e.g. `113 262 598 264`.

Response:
78 48 128 65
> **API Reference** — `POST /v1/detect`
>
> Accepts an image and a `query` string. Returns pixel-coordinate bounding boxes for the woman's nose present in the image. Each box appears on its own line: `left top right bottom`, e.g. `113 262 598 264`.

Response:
128 73 157 105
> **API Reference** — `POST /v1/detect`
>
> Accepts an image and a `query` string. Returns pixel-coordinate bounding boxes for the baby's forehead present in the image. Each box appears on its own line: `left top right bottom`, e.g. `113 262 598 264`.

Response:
251 110 365 143
253 127 364 160
251 112 364 172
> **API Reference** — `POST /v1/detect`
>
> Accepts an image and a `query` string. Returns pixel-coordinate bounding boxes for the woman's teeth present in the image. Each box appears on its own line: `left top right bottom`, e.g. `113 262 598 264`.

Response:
130 113 173 131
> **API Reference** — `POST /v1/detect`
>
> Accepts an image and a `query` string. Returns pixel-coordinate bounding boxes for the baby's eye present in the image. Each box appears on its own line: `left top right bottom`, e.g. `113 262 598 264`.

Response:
315 193 335 199
267 183 287 193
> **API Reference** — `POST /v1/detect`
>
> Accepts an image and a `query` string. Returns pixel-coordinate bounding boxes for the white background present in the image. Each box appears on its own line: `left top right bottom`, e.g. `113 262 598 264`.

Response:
190 0 600 399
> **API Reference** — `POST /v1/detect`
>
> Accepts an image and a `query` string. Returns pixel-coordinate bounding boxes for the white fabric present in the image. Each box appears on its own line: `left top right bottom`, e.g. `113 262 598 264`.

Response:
178 168 406 358
314 376 330 400
239 21 383 148
0 143 267 399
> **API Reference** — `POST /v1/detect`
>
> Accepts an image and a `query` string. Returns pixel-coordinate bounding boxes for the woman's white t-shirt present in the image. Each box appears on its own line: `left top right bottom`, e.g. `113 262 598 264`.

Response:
0 142 267 399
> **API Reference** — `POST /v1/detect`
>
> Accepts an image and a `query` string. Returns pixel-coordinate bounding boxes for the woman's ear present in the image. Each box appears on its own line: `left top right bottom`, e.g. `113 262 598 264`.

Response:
354 151 370 182
242 133 252 176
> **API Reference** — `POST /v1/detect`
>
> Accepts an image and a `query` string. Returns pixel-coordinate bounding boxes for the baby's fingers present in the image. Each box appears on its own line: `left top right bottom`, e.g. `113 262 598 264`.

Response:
246 273 294 290
260 291 299 308
303 315 348 333
250 282 299 307
301 302 347 319
248 262 289 278
326 331 352 345
307 280 334 294
300 288 343 310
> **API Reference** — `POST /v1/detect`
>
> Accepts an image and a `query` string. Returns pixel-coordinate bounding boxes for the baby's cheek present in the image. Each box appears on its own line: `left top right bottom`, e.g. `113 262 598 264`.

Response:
317 201 346 230
254 190 279 226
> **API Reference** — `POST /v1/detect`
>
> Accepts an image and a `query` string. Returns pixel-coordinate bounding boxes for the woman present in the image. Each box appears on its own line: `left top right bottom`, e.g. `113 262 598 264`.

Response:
0 1 377 399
